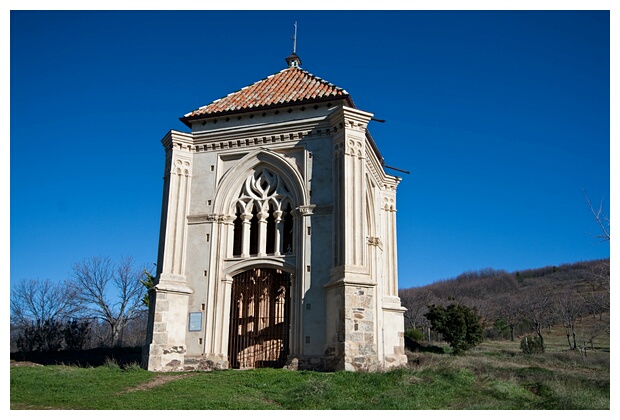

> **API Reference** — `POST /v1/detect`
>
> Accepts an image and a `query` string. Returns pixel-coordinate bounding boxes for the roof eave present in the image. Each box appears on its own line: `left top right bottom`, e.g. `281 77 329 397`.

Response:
179 94 355 128
366 130 384 167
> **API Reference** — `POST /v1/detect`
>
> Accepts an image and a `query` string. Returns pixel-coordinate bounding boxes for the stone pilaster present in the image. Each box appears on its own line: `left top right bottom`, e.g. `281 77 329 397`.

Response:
144 131 195 372
325 106 380 372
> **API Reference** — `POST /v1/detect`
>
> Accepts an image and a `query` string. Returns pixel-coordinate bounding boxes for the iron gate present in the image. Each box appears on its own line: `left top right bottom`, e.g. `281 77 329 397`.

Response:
228 268 291 368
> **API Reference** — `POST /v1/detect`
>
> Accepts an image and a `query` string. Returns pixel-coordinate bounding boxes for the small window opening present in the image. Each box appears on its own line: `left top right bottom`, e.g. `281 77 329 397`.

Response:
249 204 259 255
283 202 294 253
232 207 242 256
266 203 276 254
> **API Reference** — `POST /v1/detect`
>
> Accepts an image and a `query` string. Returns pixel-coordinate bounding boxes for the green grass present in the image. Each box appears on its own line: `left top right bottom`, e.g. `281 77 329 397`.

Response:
11 338 609 410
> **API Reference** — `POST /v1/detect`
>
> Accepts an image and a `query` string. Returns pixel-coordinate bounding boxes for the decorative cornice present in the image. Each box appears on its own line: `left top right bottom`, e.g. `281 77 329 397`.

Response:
365 140 383 184
173 106 373 153
161 130 194 150
183 121 351 154
329 105 373 131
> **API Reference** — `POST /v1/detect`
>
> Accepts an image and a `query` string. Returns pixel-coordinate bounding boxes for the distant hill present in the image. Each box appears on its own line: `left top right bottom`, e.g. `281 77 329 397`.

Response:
399 259 610 343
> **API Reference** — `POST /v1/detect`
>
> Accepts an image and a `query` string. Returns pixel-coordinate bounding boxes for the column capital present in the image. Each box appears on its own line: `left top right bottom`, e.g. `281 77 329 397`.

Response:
294 205 316 217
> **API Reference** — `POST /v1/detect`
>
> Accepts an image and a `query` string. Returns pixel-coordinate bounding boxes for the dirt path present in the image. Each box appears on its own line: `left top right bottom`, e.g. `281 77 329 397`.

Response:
118 373 197 393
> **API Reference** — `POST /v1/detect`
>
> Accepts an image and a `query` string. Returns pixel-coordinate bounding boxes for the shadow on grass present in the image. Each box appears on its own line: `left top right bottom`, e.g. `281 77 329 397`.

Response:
10 347 143 368
404 337 445 354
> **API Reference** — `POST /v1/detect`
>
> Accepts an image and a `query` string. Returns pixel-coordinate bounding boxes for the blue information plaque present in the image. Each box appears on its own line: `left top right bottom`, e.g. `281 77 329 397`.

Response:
189 312 202 331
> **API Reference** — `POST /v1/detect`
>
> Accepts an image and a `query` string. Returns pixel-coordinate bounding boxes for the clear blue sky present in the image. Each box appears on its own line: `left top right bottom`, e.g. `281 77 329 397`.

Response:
8 8 612 290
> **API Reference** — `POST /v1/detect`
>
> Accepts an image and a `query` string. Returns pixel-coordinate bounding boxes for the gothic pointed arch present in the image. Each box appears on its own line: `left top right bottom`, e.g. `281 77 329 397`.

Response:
214 150 307 259
213 150 308 216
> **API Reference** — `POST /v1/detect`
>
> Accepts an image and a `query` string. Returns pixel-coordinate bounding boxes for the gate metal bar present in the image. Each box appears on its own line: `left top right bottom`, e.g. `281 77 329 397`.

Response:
228 268 291 369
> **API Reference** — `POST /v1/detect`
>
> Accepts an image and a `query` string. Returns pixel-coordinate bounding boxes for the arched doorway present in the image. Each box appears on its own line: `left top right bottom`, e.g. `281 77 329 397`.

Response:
228 268 291 368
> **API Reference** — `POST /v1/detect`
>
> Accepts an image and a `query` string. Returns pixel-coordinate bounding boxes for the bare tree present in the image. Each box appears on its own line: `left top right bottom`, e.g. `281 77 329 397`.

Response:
400 289 436 330
583 320 607 351
584 191 610 242
579 259 610 352
518 288 554 351
590 260 610 311
581 193 610 343
554 290 584 350
10 278 81 327
70 256 146 347
495 295 522 341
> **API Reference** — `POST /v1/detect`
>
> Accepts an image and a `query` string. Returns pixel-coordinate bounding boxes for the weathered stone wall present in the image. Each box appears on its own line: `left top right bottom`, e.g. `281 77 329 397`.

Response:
183 354 228 371
144 285 192 371
344 285 378 371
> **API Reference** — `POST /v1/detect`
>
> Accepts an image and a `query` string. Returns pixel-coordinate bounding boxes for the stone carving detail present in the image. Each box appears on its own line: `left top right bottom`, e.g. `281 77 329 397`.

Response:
173 158 192 176
295 205 316 216
211 214 230 223
367 236 381 246
345 119 367 131
235 169 293 214
187 214 230 224
383 197 396 212
345 138 364 158
334 140 345 158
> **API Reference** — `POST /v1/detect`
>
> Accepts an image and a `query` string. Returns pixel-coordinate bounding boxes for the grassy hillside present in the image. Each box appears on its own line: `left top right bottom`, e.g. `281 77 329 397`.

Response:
11 329 609 410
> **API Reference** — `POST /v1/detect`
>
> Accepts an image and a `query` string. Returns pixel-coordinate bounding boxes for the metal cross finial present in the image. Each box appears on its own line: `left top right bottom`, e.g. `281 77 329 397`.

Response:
285 22 302 68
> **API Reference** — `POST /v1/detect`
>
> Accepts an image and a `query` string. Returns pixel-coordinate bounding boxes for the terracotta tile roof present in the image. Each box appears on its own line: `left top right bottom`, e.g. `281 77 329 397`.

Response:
182 66 352 121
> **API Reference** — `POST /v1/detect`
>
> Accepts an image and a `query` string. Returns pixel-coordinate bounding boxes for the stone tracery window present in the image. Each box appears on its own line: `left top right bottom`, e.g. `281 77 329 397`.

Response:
231 169 294 257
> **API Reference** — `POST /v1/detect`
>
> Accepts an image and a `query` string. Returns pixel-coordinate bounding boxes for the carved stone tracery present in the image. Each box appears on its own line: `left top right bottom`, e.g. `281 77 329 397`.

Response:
231 169 295 257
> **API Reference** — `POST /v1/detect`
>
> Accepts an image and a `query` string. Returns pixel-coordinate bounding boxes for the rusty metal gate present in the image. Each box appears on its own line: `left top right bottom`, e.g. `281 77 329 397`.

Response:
228 268 291 368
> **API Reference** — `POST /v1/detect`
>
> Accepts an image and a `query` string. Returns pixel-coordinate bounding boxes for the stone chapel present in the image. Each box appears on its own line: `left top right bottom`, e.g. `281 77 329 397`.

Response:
143 52 407 372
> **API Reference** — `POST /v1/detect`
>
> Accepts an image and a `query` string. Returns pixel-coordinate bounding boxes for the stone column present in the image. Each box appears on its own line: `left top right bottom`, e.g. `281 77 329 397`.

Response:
224 216 235 258
214 275 234 367
274 210 283 256
241 213 252 257
257 210 268 256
